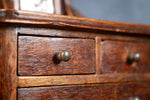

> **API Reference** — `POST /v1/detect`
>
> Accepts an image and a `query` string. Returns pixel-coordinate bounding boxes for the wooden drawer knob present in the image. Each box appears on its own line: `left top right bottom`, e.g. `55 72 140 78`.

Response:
56 51 71 62
127 53 141 64
129 97 140 100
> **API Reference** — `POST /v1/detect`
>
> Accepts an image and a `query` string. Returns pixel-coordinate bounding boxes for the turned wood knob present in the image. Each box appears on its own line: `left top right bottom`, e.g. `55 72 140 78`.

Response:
56 51 71 62
127 53 141 64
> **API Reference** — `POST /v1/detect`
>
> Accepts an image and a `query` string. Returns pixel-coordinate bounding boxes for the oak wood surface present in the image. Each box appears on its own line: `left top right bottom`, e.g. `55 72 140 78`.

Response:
18 36 95 76
18 84 115 100
0 9 150 35
18 82 150 100
18 73 150 87
95 37 102 74
102 40 150 74
116 82 150 100
18 27 150 42
0 9 149 100
0 27 17 100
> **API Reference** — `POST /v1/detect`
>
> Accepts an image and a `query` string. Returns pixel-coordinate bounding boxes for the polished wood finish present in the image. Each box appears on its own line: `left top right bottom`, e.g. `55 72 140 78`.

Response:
18 74 150 87
0 9 150 100
0 9 150 35
0 27 17 100
2 0 19 9
18 84 115 100
102 40 150 74
116 82 150 100
53 0 66 15
18 82 150 100
18 27 150 42
95 37 102 74
18 36 95 76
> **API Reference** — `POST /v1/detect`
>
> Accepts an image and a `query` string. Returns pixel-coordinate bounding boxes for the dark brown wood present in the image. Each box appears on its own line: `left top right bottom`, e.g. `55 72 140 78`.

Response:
0 27 17 100
18 74 150 87
1 9 150 35
102 40 150 74
0 0 4 9
18 82 150 100
2 0 20 9
64 0 73 16
0 9 149 100
116 82 150 100
18 36 95 76
18 84 115 100
18 27 150 42
95 37 102 74
53 0 66 15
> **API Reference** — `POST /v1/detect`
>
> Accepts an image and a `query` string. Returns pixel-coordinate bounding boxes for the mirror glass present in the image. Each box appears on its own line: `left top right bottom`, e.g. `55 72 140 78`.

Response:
20 0 54 13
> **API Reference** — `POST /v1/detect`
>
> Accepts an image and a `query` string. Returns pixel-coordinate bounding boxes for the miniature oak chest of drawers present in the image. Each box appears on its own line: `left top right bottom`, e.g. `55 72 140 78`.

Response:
0 9 150 100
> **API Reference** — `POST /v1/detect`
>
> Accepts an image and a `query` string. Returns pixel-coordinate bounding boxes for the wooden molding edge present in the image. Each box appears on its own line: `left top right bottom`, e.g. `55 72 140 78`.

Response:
1 9 150 35
18 73 150 87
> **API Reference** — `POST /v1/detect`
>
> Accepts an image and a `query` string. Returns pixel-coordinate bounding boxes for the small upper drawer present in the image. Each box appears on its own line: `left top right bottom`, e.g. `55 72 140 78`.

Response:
18 36 95 76
102 40 150 74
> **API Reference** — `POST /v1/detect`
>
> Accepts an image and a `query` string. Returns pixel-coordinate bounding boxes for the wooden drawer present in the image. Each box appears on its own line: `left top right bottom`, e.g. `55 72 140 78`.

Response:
18 82 150 100
102 40 150 74
17 84 116 100
116 82 150 100
18 36 95 76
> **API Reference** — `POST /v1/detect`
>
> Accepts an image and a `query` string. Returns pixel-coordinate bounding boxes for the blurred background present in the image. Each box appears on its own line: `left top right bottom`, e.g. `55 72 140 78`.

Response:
72 0 150 24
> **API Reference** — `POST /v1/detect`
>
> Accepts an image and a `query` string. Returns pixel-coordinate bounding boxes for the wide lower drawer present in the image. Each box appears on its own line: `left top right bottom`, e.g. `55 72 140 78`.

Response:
102 40 150 74
18 82 150 100
18 36 95 76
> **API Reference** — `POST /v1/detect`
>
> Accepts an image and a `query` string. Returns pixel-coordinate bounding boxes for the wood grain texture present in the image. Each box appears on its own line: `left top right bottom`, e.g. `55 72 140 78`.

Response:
116 82 150 100
95 37 101 74
18 82 150 100
18 27 150 42
0 8 149 100
18 36 95 76
1 9 150 35
102 40 150 74
18 84 116 100
0 27 17 100
18 73 150 87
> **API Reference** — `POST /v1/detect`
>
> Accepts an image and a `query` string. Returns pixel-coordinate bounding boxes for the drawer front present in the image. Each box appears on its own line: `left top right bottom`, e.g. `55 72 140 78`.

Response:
18 36 95 76
116 82 150 100
102 41 150 74
18 82 150 100
18 84 115 100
